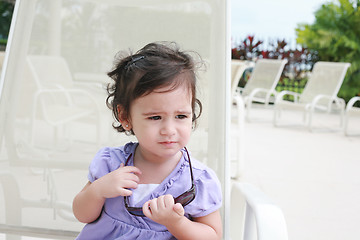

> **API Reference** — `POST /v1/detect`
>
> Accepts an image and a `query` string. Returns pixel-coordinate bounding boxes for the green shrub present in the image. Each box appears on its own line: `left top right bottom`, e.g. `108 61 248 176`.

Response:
296 0 360 102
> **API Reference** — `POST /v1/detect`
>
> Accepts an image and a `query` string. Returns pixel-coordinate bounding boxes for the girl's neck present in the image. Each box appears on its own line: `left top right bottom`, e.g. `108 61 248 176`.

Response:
134 147 182 184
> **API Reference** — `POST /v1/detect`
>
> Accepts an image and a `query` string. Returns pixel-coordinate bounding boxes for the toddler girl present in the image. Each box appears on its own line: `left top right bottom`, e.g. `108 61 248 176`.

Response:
73 42 222 239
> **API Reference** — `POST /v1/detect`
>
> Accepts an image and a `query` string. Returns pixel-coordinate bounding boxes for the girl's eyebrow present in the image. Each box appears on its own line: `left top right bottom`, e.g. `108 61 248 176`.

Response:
176 110 192 115
142 111 162 116
142 110 192 116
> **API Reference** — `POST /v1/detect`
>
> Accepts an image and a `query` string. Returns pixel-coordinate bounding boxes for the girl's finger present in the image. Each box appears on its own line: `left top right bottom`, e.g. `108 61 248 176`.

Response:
142 201 152 217
163 194 174 208
173 203 184 216
149 198 158 213
122 180 138 189
120 188 133 197
122 166 142 175
157 195 166 209
128 173 141 182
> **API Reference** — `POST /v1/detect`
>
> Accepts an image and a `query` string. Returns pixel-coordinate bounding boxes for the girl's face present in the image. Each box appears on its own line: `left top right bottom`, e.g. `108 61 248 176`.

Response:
127 81 193 163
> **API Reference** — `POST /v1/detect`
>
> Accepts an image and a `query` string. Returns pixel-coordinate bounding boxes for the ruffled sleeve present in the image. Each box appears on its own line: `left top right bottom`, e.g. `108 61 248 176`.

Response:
187 166 222 218
87 147 125 182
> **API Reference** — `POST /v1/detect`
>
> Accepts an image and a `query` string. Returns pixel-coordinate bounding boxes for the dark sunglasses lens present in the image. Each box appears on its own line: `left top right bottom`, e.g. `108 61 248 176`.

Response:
175 192 195 206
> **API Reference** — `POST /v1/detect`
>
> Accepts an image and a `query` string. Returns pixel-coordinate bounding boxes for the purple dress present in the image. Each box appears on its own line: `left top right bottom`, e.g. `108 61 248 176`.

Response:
76 142 222 240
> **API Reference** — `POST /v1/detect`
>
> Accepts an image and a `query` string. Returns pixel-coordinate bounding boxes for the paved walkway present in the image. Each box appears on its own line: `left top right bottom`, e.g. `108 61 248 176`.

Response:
232 106 360 240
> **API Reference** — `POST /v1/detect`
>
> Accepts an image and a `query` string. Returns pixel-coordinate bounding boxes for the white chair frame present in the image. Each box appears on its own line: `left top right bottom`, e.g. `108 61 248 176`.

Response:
344 96 360 136
231 182 288 240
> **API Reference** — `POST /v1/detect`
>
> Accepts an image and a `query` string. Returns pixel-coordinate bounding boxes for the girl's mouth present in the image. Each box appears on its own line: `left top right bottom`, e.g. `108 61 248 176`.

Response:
159 141 176 147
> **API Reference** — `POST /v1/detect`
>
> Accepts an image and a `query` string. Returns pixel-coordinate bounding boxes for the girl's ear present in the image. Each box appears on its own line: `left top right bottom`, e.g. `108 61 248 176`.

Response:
117 105 132 130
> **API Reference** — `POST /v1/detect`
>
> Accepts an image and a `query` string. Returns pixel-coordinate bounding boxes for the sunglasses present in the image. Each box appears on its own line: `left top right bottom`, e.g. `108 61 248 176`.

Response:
124 147 195 217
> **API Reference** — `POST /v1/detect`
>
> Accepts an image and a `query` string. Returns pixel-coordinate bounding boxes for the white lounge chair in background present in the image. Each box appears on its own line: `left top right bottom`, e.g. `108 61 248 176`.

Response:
231 182 288 240
240 59 288 121
344 96 360 136
27 55 101 149
231 60 254 179
273 61 351 131
231 59 254 99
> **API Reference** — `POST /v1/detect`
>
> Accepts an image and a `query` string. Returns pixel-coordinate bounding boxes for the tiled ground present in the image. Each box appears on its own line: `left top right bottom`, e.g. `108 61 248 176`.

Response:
231 106 360 240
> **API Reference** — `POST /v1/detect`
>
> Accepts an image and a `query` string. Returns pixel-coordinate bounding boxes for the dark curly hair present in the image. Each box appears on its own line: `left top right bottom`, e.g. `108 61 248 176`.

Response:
106 42 203 134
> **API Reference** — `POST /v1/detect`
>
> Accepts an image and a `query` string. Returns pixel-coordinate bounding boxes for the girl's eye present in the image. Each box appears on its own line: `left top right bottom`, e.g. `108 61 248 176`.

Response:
176 115 188 119
149 116 161 120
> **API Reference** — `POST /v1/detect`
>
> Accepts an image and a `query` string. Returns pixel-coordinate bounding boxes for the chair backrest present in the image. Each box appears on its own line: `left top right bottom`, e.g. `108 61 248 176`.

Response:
231 59 253 96
27 55 74 89
0 0 229 237
299 61 351 104
231 60 242 93
242 59 288 98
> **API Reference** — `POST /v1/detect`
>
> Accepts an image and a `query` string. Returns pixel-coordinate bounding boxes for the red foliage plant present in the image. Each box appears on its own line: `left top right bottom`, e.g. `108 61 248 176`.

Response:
232 35 319 81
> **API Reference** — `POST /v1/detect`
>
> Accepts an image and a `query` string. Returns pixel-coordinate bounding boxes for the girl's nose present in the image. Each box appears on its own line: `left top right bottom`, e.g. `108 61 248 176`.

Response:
160 120 176 136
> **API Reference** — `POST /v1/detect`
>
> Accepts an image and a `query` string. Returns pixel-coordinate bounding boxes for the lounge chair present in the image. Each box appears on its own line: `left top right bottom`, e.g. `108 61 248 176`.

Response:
231 60 254 178
344 96 360 136
240 59 288 121
27 55 101 149
231 59 254 99
273 61 351 131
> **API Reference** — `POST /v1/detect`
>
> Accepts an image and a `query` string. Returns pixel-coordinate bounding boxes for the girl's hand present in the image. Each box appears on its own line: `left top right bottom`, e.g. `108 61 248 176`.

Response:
142 194 185 226
93 163 142 199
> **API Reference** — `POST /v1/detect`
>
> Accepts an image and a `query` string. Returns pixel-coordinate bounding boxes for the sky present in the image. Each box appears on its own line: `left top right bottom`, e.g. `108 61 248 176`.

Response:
231 0 330 48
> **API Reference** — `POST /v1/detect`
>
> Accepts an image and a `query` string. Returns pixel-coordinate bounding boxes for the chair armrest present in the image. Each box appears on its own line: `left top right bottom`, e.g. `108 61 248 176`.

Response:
249 88 271 97
311 94 345 112
346 96 360 112
34 88 99 109
34 88 73 105
275 90 301 103
248 88 277 105
73 72 110 84
231 182 288 240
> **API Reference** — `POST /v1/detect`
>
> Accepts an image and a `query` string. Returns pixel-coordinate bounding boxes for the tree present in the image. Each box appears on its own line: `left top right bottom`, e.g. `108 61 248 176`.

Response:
0 0 15 48
296 0 360 102
231 35 263 60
